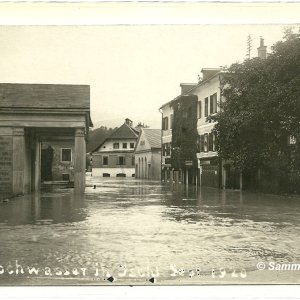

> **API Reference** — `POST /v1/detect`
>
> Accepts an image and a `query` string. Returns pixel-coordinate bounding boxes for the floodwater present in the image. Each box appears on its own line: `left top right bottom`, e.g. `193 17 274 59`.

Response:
0 176 300 285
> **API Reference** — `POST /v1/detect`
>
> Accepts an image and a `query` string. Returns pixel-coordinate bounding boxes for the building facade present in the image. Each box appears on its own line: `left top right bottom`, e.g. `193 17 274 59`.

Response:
0 83 92 198
160 88 198 185
195 68 224 188
160 101 173 181
92 119 139 177
135 128 162 180
41 140 75 182
159 39 268 189
160 69 225 188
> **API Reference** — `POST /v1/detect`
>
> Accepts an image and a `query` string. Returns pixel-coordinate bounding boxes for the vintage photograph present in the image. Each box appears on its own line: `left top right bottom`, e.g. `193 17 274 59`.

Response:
0 3 300 289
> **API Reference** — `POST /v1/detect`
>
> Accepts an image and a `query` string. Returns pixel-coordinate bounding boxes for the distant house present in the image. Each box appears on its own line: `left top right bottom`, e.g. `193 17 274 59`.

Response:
135 128 162 180
91 118 139 177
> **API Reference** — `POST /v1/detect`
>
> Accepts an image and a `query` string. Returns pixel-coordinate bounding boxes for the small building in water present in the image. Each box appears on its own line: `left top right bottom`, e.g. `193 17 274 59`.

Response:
135 128 162 180
91 118 139 177
0 83 92 198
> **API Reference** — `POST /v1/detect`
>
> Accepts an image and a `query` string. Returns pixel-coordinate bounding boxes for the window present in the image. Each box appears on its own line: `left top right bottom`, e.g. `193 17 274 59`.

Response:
103 173 110 177
197 135 201 152
132 156 135 166
122 143 127 149
198 101 202 119
200 135 205 152
116 173 126 177
103 156 108 166
61 148 72 162
163 143 171 156
170 114 174 129
117 156 125 165
113 143 119 149
165 158 171 165
288 135 297 145
208 133 213 152
162 117 169 130
130 143 135 149
205 97 209 117
204 134 208 152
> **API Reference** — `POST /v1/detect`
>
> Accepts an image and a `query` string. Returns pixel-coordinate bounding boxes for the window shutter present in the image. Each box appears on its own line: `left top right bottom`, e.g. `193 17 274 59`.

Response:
210 95 213 114
205 98 208 117
200 135 205 152
213 93 217 113
198 101 202 118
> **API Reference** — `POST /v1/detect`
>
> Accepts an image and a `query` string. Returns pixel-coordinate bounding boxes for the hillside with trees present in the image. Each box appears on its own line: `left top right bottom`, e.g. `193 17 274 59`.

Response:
87 126 117 153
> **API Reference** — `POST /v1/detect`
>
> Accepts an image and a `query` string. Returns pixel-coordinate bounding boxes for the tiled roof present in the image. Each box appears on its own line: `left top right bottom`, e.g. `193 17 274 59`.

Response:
91 122 139 153
108 123 139 140
0 83 90 109
143 129 161 149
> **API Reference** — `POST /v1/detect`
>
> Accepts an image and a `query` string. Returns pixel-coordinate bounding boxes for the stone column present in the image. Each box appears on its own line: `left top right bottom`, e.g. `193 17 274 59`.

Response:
12 127 25 195
74 128 86 193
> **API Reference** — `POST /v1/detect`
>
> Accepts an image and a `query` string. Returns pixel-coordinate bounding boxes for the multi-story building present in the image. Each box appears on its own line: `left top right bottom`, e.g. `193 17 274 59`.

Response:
160 85 198 185
135 128 162 180
160 100 174 182
160 69 224 187
91 118 139 177
194 68 224 188
159 39 268 189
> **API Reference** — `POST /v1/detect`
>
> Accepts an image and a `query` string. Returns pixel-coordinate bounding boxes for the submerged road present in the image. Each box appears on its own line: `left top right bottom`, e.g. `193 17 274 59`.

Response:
0 176 299 285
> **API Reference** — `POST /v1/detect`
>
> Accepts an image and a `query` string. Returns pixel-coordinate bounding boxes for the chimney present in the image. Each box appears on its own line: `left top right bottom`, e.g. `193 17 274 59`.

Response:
257 37 267 59
125 118 133 127
180 83 197 95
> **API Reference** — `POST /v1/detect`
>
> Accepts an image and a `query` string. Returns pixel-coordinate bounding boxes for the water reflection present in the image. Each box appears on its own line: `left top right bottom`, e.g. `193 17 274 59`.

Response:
0 189 88 225
0 177 299 283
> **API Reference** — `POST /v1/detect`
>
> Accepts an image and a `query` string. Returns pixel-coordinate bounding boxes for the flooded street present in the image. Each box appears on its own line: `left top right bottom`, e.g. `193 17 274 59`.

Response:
0 176 300 285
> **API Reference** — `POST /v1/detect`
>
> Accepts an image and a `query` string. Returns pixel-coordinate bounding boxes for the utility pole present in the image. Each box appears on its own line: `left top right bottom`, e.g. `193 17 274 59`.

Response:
246 34 252 60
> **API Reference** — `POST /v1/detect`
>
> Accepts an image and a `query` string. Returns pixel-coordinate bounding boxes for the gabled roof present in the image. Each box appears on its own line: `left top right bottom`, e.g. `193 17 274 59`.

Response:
143 129 161 149
135 128 161 153
108 123 139 140
91 122 139 153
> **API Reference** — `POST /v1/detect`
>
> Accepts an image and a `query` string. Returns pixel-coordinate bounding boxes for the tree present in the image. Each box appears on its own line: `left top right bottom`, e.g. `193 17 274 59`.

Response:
87 126 117 153
171 95 198 170
212 31 300 192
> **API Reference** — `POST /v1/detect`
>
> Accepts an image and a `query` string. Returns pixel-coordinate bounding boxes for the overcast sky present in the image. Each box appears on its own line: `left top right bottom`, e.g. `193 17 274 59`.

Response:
0 24 288 128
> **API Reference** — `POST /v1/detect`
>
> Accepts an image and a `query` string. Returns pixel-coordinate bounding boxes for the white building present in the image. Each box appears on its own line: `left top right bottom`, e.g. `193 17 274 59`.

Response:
135 128 162 180
91 118 139 177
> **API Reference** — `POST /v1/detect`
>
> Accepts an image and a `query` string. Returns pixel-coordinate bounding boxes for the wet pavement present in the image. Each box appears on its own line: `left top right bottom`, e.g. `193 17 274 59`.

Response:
0 176 300 285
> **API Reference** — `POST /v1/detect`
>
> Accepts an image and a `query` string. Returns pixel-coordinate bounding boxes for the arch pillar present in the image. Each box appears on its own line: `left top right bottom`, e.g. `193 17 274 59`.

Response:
74 128 86 193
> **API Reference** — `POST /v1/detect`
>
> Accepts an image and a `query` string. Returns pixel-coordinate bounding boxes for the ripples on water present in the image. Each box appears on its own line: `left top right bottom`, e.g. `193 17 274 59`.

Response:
0 177 299 283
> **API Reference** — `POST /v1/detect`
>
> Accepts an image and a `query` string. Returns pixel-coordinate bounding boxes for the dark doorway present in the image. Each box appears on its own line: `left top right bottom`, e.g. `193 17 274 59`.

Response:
41 145 54 182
